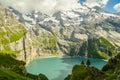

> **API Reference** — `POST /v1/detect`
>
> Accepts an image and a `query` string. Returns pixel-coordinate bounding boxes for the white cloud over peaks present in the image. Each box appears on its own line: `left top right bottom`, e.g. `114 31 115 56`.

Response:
114 3 120 12
83 0 109 8
0 0 81 15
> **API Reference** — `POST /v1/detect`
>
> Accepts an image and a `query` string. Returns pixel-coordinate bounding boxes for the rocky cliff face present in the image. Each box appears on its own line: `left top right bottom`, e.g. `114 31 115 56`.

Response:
0 4 37 64
0 5 59 63
0 4 26 55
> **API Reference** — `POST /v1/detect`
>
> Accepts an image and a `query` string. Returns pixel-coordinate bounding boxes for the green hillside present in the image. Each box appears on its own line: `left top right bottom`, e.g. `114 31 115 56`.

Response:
0 54 48 80
65 53 120 80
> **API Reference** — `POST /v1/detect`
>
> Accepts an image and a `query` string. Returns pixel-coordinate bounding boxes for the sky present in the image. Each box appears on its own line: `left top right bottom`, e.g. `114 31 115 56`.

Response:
79 0 120 13
0 0 120 15
102 0 120 13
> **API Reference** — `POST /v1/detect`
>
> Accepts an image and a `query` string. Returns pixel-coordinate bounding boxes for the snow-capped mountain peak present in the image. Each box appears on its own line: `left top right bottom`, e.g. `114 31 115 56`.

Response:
8 6 120 47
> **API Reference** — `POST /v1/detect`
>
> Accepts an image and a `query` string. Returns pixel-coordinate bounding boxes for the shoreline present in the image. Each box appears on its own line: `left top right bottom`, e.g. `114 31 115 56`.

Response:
38 54 108 61
38 53 86 59
25 54 108 66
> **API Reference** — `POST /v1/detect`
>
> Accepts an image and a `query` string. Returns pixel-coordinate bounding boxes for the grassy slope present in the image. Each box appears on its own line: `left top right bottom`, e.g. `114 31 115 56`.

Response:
0 54 30 80
0 68 31 80
0 54 48 80
0 4 27 54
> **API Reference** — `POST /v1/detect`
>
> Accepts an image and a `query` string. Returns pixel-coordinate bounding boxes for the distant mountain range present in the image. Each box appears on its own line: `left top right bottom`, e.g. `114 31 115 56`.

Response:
6 5 120 61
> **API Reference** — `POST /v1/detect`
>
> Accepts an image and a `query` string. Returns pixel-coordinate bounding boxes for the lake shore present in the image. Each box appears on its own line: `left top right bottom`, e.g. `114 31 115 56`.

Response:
38 53 94 59
26 53 108 66
38 53 68 59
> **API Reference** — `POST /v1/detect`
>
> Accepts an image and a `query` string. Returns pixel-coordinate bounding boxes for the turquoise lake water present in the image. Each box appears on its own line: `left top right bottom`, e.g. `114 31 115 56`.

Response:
26 57 107 80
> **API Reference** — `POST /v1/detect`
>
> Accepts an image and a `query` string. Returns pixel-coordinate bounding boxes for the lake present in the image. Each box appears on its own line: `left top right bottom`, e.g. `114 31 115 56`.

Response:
26 57 107 80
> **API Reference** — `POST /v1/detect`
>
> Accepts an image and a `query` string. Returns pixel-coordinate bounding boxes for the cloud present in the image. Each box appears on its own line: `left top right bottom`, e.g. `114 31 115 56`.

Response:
83 0 109 7
0 0 81 15
114 3 120 12
0 0 110 15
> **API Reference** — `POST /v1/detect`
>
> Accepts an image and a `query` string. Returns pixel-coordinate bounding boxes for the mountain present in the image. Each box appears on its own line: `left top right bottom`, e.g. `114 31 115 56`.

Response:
116 12 120 15
0 4 27 54
0 4 32 62
7 5 120 61
0 4 48 80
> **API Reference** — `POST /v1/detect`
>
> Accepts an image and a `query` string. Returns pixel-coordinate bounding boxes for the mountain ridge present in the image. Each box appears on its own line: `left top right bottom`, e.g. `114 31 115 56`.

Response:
7 5 120 61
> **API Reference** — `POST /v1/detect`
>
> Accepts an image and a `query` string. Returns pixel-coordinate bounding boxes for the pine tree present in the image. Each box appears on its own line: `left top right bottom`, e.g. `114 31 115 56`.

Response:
81 60 85 65
86 59 91 67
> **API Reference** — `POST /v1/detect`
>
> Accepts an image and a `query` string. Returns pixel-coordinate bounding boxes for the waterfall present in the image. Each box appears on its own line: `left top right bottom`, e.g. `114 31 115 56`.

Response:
23 33 26 60
85 39 88 58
